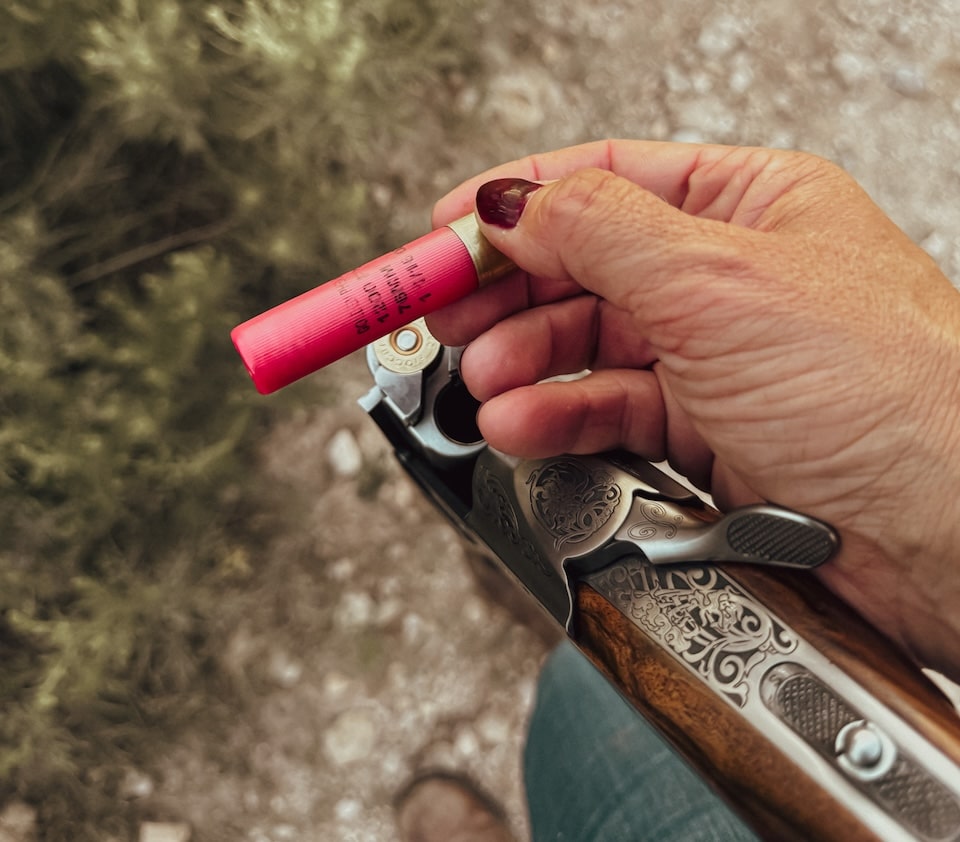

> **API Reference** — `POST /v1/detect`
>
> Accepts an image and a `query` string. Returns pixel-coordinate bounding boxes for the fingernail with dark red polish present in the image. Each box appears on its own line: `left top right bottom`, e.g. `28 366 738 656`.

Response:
476 178 542 228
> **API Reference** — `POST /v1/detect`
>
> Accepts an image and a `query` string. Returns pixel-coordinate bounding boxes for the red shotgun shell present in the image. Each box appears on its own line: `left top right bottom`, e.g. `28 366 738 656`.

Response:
231 216 513 394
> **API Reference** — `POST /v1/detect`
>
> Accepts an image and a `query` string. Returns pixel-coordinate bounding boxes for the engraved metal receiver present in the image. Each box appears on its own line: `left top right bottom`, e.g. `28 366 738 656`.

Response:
360 319 960 842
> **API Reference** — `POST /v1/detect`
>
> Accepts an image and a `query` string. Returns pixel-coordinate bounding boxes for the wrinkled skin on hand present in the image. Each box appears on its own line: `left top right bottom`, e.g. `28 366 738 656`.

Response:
426 140 960 679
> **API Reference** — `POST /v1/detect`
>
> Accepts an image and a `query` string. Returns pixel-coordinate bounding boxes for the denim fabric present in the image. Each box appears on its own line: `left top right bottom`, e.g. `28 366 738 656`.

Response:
523 642 759 842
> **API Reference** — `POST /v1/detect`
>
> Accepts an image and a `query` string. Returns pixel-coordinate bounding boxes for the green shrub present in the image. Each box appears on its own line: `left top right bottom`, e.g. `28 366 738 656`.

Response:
0 1 487 836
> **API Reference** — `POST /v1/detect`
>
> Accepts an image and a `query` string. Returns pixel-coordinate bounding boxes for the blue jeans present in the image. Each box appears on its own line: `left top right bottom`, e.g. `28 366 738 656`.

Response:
523 643 759 842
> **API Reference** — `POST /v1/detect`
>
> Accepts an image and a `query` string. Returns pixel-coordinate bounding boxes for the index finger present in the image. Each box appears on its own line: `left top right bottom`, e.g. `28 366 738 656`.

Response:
431 138 735 226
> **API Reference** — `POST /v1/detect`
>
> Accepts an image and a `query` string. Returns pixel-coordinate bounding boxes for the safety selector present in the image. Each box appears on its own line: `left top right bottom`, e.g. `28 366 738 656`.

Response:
762 663 960 841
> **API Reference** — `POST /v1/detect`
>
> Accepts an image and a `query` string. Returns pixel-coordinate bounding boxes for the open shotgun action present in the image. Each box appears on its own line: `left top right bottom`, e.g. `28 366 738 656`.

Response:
359 318 960 842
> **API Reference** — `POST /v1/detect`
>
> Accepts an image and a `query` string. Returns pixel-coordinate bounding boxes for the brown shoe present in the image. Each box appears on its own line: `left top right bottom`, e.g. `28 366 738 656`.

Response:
394 770 515 842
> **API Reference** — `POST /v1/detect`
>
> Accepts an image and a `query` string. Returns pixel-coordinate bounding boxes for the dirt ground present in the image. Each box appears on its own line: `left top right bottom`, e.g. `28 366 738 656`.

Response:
117 1 960 840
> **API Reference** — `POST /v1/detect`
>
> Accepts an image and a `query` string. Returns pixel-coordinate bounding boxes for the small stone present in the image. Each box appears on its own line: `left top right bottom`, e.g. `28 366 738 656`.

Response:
690 72 713 95
766 129 796 150
271 825 297 841
516 676 537 710
697 14 741 59
120 768 155 799
375 596 403 626
401 612 426 646
482 69 562 135
380 751 405 779
369 183 391 208
0 802 37 841
675 100 737 138
324 708 379 766
671 128 706 144
334 590 375 630
476 713 510 746
728 56 754 94
487 79 543 133
138 823 191 842
453 726 480 759
327 557 355 582
662 64 690 94
889 63 926 97
454 85 481 115
322 670 354 702
379 575 402 597
831 51 872 87
921 230 949 262
421 740 457 769
462 595 488 625
327 429 363 477
334 798 363 822
266 649 303 688
391 476 418 508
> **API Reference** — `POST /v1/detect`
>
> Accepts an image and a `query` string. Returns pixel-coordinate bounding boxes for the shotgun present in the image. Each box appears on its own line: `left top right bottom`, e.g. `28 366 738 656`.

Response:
358 317 960 842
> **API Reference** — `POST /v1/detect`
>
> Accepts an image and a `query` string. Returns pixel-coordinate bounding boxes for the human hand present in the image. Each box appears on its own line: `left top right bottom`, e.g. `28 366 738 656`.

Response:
426 140 960 678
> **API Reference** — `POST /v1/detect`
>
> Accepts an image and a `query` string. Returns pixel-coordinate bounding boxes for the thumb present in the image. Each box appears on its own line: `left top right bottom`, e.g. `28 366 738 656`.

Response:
474 169 744 318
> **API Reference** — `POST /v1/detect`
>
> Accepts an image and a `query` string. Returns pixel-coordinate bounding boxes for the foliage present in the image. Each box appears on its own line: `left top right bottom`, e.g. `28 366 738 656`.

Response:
0 0 486 837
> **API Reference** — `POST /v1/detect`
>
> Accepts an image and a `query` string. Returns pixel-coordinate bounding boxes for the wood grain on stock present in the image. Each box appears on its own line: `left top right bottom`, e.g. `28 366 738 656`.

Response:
573 567 960 842
731 564 960 768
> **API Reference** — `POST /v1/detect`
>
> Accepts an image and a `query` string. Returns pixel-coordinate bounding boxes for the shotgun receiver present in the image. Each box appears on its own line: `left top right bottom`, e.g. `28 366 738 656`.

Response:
359 318 960 842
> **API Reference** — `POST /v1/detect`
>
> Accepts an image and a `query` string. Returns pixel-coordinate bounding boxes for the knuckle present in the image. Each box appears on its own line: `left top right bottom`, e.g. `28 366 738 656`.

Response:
534 169 642 276
542 168 628 229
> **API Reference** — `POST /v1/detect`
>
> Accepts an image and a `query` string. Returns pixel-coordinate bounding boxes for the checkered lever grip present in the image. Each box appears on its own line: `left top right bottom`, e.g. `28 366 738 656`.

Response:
722 506 839 569
637 503 840 570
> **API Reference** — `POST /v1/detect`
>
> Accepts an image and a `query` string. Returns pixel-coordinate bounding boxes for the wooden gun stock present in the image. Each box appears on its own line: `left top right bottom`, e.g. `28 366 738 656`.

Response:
574 566 960 841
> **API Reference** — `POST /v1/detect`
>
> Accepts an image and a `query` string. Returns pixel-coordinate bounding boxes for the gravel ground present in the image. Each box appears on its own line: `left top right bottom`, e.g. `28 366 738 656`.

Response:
125 2 960 840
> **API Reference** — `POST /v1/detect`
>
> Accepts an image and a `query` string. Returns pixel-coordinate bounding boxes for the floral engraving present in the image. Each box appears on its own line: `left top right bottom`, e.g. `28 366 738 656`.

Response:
626 501 684 541
475 464 552 577
588 560 796 707
527 459 622 550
